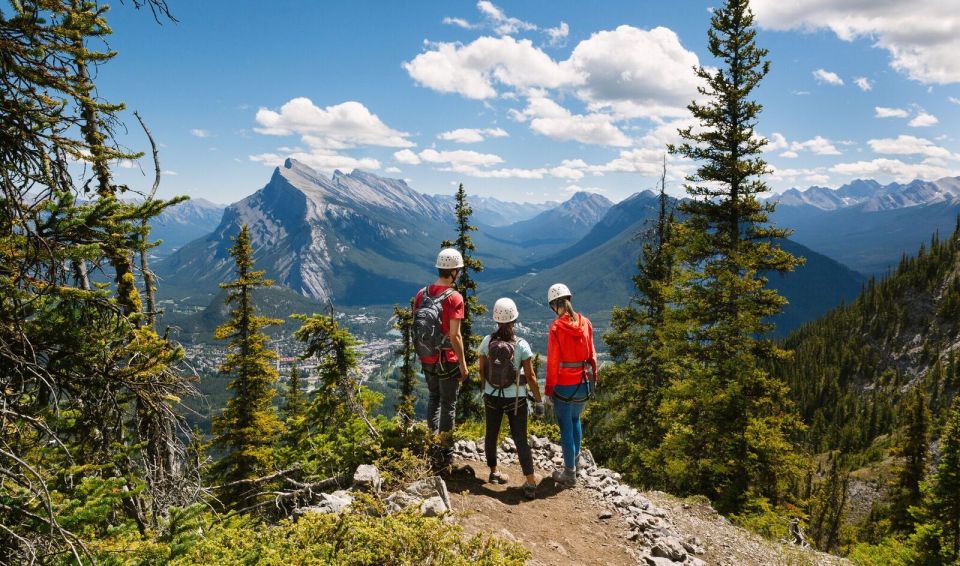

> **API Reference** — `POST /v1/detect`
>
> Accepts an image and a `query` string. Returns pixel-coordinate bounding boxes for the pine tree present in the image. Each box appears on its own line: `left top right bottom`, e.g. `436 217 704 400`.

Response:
393 302 417 425
442 183 485 422
913 396 960 564
283 361 308 422
211 225 284 507
661 0 805 513
807 453 850 552
589 160 679 483
892 388 929 532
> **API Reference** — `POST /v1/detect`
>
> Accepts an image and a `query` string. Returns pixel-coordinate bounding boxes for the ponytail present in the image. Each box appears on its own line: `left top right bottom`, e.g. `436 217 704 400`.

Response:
492 321 515 342
551 297 577 322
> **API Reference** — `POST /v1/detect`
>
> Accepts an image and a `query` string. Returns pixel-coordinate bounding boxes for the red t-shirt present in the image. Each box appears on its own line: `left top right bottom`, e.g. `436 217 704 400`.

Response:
413 284 465 364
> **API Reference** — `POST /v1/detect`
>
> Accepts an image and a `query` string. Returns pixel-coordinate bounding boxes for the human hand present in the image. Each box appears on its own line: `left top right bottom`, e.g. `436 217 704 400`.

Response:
459 363 469 382
533 402 545 417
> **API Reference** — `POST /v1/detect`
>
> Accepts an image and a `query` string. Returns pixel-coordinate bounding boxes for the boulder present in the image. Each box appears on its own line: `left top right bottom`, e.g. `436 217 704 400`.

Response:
577 448 596 469
420 495 448 517
352 464 382 494
405 476 453 512
385 490 421 514
298 490 354 515
651 538 687 562
643 557 678 566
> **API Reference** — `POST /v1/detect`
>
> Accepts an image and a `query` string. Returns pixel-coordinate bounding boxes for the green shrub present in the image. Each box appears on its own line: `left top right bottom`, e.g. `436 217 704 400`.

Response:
847 536 915 565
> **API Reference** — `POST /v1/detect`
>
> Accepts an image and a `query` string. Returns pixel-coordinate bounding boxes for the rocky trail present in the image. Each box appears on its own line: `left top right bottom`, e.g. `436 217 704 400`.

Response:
446 437 849 566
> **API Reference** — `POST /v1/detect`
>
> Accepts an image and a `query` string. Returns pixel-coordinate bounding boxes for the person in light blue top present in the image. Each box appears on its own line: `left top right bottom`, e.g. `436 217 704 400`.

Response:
478 297 544 499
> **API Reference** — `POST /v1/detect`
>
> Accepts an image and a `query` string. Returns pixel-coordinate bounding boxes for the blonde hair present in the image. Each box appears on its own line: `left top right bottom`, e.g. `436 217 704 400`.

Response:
550 297 577 321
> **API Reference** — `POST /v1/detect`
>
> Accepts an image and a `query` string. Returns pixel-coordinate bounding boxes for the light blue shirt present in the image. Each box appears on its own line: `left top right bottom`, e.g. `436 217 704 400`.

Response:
479 334 533 398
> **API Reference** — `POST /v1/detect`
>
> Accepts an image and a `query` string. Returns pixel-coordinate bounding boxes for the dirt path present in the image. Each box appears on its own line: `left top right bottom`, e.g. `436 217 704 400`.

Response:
446 453 849 566
448 460 643 566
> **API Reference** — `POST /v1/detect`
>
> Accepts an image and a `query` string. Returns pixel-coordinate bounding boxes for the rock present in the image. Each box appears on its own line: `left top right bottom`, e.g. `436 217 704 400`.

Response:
599 510 613 520
686 558 707 566
501 437 516 452
384 490 422 514
683 537 706 555
420 496 448 517
405 476 452 512
547 540 569 557
651 538 687 562
577 448 596 469
299 490 354 515
530 436 550 449
352 464 382 493
643 557 677 566
466 440 477 454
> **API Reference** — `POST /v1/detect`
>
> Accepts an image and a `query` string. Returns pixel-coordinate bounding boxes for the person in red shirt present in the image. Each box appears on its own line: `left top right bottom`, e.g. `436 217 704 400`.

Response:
545 283 598 488
413 248 468 467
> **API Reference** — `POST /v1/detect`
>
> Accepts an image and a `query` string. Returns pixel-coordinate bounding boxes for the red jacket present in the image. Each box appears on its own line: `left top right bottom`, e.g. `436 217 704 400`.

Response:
546 313 597 396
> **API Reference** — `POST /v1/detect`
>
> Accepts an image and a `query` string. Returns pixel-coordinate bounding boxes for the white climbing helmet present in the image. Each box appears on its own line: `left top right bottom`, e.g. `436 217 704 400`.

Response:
435 248 464 269
547 283 572 304
492 297 519 323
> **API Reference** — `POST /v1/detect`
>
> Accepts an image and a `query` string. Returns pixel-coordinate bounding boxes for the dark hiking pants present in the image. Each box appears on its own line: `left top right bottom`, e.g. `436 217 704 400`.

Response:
484 394 534 476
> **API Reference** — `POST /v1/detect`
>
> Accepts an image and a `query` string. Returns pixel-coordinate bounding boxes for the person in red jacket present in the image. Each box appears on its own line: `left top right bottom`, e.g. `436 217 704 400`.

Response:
545 283 597 488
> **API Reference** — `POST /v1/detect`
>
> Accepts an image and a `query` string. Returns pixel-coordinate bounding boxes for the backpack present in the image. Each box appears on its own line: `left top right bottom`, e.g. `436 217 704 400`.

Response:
412 287 455 359
486 337 520 389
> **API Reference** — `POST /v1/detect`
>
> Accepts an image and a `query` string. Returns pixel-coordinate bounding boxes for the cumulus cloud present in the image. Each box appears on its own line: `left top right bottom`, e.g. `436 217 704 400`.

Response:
384 166 402 174
813 68 844 86
437 127 509 143
875 106 909 118
510 94 631 146
476 0 537 35
418 148 504 167
830 158 952 181
249 151 381 172
254 98 413 148
190 128 211 138
868 135 954 159
752 0 960 84
545 22 569 46
854 77 873 91
909 111 939 127
762 133 842 156
404 25 701 121
393 149 422 165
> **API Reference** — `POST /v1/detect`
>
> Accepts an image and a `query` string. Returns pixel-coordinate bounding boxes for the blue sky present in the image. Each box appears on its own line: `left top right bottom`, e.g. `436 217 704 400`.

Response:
99 0 960 204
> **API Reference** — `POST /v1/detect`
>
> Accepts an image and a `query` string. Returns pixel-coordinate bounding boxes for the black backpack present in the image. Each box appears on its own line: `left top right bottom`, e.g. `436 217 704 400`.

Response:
412 287 455 359
486 337 519 389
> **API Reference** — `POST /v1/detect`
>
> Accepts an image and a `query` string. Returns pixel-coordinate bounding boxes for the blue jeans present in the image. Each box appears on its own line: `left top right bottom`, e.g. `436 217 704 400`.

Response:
552 382 591 469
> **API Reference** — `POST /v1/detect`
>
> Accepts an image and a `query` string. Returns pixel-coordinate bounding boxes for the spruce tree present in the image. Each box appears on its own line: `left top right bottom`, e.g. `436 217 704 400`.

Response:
211 225 284 507
807 453 850 552
913 396 960 564
393 302 417 425
662 0 804 512
283 361 308 423
892 387 929 532
442 183 485 422
589 161 678 482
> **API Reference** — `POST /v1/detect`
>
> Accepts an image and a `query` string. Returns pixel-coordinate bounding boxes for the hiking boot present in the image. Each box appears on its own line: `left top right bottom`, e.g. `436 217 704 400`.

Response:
552 467 577 488
488 470 509 484
523 481 537 500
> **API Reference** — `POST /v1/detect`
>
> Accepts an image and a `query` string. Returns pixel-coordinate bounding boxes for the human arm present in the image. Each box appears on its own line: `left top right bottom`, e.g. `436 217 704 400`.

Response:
545 326 558 397
587 318 598 382
447 317 468 381
522 358 542 403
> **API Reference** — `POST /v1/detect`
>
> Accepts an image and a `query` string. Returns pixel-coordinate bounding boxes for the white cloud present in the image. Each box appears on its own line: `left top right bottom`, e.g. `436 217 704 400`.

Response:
830 158 953 182
780 150 799 159
393 149 422 165
384 166 402 174
545 22 569 46
854 77 873 91
813 68 844 86
162 170 178 176
793 135 842 155
868 135 954 159
752 0 960 84
763 132 789 152
564 184 605 193
404 25 701 120
404 36 577 99
476 0 537 35
418 148 504 167
190 128 211 138
442 16 475 29
909 111 939 127
510 94 631 146
875 106 909 118
584 147 667 176
249 151 380 173
254 98 413 148
566 25 702 119
949 96 960 105
792 90 811 96
437 127 509 143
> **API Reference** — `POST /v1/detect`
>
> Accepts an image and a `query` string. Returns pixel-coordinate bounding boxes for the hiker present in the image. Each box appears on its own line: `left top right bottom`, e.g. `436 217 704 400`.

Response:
412 248 469 468
478 297 544 499
545 283 597 488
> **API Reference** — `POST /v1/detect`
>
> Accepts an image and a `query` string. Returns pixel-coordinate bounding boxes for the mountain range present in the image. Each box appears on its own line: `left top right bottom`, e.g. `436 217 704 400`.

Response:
771 177 960 274
154 160 883 341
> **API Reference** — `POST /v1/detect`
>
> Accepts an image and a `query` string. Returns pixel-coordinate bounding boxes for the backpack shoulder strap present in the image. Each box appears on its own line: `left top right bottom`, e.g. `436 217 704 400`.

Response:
435 287 455 302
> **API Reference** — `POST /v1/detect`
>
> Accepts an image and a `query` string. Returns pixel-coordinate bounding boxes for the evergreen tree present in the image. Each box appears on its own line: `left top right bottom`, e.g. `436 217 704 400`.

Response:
661 0 805 512
913 396 960 564
393 302 417 425
589 160 679 483
892 388 929 532
442 183 485 422
283 361 308 422
211 225 284 507
807 453 850 552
